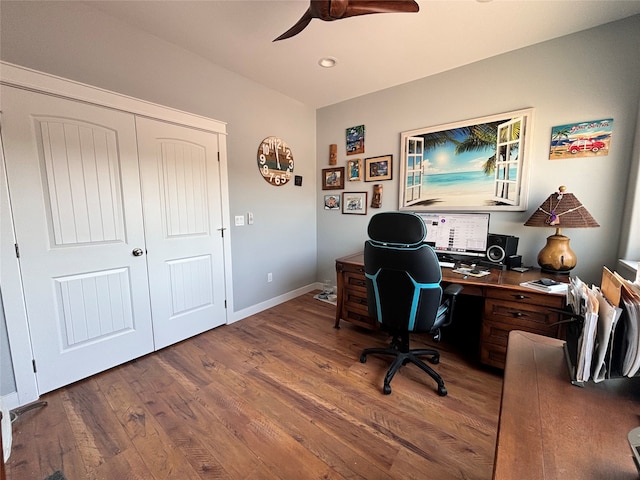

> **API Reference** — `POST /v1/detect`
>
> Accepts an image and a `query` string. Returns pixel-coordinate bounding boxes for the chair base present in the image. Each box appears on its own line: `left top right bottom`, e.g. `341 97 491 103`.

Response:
360 335 447 396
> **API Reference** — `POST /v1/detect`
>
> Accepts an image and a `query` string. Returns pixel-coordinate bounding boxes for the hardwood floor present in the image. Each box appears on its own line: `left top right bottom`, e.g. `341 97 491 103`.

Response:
6 292 503 480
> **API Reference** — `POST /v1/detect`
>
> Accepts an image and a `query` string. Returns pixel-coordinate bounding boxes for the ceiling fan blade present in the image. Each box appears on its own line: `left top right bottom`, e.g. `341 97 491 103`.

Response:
338 0 419 18
273 9 314 41
273 0 419 42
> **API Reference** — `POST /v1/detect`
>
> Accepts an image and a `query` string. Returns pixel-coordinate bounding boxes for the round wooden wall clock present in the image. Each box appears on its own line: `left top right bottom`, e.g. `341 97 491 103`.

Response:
257 136 294 186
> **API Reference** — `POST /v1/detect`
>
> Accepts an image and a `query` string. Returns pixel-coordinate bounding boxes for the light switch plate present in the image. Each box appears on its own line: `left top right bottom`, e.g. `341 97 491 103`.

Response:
234 215 245 226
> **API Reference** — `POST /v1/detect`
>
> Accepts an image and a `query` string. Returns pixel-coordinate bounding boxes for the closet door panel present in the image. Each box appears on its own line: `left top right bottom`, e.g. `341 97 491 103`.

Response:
136 117 227 349
1 86 154 394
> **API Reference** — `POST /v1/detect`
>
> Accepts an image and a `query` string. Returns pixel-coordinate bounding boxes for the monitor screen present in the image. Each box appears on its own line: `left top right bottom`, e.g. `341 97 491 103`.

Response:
417 212 490 258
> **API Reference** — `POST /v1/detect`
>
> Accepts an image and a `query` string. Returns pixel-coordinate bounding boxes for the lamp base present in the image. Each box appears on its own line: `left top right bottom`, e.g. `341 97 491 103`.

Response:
537 234 577 274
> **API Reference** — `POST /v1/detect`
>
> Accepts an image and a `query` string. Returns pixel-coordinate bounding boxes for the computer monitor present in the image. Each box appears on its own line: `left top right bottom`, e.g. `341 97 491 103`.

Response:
417 212 490 259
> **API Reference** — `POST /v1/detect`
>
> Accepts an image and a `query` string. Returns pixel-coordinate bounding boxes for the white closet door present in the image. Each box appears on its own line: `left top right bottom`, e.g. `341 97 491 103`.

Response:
1 86 154 394
136 117 227 349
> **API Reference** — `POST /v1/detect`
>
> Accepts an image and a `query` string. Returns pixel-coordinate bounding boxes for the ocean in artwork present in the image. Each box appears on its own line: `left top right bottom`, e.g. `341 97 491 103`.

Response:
420 170 495 206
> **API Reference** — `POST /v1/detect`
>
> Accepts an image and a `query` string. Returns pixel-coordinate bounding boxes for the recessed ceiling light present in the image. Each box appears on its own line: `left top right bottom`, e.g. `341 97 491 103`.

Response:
318 57 337 68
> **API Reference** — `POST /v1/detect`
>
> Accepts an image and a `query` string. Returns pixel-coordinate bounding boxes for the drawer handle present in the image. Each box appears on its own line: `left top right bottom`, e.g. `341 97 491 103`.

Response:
514 294 528 300
357 267 365 273
511 312 527 318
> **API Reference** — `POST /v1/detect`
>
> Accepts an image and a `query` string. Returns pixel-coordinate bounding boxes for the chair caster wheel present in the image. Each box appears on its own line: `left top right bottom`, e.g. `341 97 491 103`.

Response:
437 385 448 396
360 354 367 363
429 356 440 365
383 384 392 395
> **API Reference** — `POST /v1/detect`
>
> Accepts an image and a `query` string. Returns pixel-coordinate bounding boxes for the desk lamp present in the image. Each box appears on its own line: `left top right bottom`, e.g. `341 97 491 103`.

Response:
524 185 599 274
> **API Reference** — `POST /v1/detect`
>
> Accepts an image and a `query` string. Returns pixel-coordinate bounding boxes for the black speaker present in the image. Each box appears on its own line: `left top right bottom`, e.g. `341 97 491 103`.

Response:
486 234 519 264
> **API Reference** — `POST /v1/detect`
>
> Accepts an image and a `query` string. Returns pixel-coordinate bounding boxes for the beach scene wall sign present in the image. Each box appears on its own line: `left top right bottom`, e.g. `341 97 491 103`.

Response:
549 118 613 160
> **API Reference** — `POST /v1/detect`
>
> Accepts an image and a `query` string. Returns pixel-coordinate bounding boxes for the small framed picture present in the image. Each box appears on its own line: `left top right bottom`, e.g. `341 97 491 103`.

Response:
347 158 363 181
322 167 345 190
342 192 367 215
365 154 392 182
324 194 341 210
346 125 365 155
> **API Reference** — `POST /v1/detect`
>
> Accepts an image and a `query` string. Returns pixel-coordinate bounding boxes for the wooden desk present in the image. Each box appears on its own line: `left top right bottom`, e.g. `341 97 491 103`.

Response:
335 252 566 369
494 330 640 479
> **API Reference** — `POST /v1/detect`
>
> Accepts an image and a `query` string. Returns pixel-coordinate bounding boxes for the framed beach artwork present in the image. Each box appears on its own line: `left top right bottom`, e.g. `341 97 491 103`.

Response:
398 108 534 212
549 118 613 160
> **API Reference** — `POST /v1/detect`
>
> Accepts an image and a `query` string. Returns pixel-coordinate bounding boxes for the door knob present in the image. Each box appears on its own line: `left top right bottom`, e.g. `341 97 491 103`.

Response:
132 248 144 256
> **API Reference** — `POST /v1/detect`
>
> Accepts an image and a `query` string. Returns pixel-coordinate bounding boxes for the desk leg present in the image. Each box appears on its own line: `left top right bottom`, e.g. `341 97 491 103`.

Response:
334 263 344 329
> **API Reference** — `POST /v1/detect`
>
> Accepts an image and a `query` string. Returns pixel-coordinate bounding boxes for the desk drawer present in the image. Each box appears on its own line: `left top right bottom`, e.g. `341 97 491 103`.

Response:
344 290 368 316
344 271 367 292
487 288 565 308
482 319 555 349
480 320 555 369
484 298 560 332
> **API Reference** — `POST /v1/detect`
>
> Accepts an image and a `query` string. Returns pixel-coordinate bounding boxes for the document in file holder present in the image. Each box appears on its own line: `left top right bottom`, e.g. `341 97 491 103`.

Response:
566 269 640 384
592 288 623 382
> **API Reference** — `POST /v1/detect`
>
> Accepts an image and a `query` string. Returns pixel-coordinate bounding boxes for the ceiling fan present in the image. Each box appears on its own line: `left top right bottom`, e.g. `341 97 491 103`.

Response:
274 0 420 41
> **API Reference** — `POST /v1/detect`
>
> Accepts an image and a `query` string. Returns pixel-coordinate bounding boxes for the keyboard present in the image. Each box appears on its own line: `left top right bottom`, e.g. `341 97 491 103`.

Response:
438 261 455 269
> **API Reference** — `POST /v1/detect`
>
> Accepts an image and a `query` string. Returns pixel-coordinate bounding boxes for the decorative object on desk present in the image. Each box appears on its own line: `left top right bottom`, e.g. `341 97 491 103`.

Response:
347 158 363 181
399 108 533 211
371 184 383 208
548 118 613 160
519 278 568 293
346 124 365 155
524 185 599 274
322 167 345 190
342 191 367 215
324 194 340 210
329 143 337 165
365 154 392 181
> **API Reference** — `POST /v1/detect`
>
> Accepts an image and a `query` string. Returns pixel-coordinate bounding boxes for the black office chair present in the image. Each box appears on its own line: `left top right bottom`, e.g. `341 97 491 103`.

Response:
360 212 462 396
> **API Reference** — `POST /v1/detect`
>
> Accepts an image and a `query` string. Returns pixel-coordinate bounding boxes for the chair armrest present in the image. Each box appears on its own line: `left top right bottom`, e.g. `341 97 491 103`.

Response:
440 283 463 328
443 283 463 297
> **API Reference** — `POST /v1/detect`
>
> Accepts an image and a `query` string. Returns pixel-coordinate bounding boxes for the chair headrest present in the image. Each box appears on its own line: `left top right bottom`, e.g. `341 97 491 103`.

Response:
367 212 426 246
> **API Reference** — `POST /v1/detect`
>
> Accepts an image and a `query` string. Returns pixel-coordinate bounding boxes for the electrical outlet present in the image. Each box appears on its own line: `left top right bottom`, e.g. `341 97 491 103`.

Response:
234 215 245 226
267 272 273 282
247 212 254 225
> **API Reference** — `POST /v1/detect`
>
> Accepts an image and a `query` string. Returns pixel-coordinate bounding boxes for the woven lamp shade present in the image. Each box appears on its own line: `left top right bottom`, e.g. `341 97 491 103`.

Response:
524 186 599 228
524 186 599 274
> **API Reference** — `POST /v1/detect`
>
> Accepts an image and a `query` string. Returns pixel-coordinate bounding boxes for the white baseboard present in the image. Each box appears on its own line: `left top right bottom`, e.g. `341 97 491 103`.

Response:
228 283 321 324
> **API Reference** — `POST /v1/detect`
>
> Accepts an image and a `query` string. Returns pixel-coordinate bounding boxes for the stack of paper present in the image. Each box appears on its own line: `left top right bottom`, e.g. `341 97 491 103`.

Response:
568 267 640 383
571 277 599 383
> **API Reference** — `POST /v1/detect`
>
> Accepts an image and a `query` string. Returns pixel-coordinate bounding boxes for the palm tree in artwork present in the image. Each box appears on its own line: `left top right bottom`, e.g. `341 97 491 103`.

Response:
454 120 521 201
550 127 571 156
453 121 505 175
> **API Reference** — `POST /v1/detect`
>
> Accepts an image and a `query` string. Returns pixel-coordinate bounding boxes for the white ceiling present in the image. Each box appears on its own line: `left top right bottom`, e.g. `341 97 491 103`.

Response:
85 0 640 109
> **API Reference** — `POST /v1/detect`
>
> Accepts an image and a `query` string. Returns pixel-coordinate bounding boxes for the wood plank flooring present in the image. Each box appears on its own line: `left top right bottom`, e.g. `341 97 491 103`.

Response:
6 292 503 480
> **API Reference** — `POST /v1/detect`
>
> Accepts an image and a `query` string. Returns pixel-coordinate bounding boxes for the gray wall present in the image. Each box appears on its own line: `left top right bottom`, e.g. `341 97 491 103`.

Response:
316 15 640 287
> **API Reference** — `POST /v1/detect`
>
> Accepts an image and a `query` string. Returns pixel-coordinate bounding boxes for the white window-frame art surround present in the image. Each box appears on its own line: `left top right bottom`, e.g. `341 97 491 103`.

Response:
399 108 534 212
